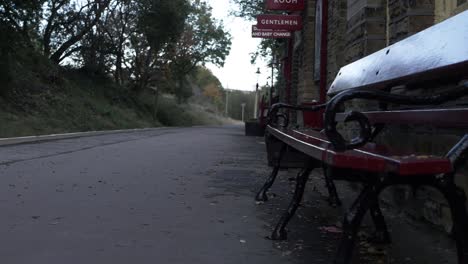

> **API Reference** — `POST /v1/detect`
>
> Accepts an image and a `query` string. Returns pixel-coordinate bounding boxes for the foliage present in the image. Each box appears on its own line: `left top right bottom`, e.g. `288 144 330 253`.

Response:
203 83 221 102
167 0 231 102
0 0 234 135
0 0 236 137
0 23 17 94
0 0 232 105
249 38 285 64
194 67 224 110
0 0 44 44
229 0 281 64
229 0 263 20
137 0 189 53
0 72 229 137
179 0 231 69
226 89 255 121
42 0 111 63
121 0 191 92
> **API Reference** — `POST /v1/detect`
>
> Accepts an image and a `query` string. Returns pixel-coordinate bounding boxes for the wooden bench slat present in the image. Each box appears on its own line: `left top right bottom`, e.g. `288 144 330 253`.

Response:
267 126 453 175
336 108 468 127
328 10 468 95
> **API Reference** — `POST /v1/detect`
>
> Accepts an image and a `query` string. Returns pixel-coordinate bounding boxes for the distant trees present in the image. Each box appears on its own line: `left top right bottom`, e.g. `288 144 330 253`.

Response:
0 0 232 102
195 67 224 110
226 89 255 121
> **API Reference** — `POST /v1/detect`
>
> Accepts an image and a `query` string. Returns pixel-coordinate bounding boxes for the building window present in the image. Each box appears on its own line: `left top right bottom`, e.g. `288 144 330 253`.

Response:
458 0 467 6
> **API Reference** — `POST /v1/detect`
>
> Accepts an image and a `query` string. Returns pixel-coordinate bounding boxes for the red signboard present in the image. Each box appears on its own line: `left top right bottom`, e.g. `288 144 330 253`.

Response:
256 14 302 31
252 25 292 39
265 0 305 11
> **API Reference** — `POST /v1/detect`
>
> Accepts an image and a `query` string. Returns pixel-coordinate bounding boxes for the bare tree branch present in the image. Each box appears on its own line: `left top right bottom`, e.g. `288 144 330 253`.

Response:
50 0 111 64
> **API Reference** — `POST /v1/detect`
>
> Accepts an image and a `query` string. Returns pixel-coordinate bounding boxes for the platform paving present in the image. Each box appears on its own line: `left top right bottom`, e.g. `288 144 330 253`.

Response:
0 125 457 263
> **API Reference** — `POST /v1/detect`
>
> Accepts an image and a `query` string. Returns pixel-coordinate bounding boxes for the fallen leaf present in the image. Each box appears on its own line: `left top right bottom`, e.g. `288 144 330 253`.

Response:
318 226 342 233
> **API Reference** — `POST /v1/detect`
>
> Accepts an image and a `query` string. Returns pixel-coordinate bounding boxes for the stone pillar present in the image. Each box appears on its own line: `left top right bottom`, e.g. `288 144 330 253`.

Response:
295 0 320 105
388 0 435 44
434 0 468 23
345 0 387 63
327 0 347 86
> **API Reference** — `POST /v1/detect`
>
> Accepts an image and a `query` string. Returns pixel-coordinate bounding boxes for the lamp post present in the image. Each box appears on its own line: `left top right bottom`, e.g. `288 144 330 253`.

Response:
254 67 261 119
241 103 246 122
225 87 229 116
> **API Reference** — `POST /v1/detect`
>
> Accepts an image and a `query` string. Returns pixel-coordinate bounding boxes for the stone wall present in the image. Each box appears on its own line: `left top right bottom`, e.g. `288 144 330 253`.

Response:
291 0 468 105
345 0 387 61
290 39 301 125
378 1 467 231
435 0 468 22
388 0 435 43
326 0 347 86
295 0 320 106
290 0 321 126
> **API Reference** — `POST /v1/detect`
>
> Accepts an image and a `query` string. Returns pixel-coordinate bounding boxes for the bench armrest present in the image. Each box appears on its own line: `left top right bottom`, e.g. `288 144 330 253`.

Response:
324 82 468 151
268 102 327 128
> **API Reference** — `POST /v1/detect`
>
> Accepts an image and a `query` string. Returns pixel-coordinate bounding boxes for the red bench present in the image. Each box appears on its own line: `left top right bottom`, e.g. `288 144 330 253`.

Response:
257 10 468 264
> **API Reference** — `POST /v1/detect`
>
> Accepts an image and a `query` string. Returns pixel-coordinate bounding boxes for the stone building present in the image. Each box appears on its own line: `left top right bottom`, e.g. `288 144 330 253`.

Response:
289 0 467 106
278 0 468 231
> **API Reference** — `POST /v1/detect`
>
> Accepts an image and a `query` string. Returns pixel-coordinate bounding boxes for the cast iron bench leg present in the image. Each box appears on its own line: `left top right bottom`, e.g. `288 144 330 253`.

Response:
271 166 314 240
443 135 468 263
437 181 468 264
369 192 391 244
334 184 377 264
256 144 286 202
323 166 342 207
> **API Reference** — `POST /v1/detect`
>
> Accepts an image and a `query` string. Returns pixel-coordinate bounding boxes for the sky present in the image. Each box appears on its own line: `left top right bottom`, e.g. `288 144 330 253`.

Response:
205 0 271 91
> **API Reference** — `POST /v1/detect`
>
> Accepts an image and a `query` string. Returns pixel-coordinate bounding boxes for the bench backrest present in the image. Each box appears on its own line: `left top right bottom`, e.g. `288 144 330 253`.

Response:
327 11 468 130
328 10 468 96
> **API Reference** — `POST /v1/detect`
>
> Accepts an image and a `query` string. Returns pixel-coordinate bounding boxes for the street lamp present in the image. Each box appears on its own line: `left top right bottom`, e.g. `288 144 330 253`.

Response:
241 103 246 122
225 84 230 116
254 67 261 119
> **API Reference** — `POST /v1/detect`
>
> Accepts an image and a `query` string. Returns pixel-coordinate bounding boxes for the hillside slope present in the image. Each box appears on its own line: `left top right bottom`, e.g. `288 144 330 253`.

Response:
0 67 232 138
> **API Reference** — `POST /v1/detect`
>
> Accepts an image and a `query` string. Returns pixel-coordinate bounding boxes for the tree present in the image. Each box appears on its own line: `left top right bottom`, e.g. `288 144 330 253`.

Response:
203 82 222 106
137 0 189 54
0 0 44 45
226 90 255 120
196 66 222 89
0 0 232 108
98 0 137 84
126 0 190 92
168 0 231 102
230 0 281 64
41 0 111 64
196 67 222 106
0 0 45 97
170 0 231 73
229 0 263 20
